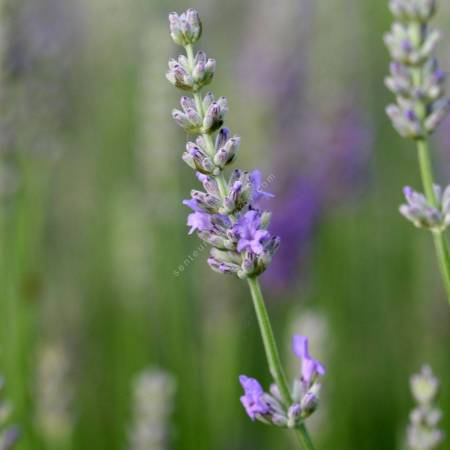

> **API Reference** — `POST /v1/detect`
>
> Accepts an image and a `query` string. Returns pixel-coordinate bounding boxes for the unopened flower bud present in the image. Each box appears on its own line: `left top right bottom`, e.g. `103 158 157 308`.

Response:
202 97 228 133
286 404 302 428
168 9 202 46
214 136 240 169
300 384 321 419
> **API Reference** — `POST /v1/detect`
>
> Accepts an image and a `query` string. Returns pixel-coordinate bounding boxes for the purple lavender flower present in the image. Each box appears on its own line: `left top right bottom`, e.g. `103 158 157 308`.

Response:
238 333 325 428
239 0 372 292
234 211 271 255
292 335 326 387
265 177 322 291
167 8 280 279
186 211 212 234
264 108 372 292
239 376 270 420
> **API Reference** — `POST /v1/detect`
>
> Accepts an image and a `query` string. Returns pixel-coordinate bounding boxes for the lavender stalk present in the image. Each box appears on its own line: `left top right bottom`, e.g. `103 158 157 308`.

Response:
384 0 450 304
165 9 324 449
127 369 176 450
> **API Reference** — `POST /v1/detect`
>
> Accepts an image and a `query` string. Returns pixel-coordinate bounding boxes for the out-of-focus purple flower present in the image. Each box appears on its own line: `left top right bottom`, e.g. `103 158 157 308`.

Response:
239 0 373 293
263 107 372 292
239 375 270 420
292 335 326 386
0 426 20 450
265 177 322 291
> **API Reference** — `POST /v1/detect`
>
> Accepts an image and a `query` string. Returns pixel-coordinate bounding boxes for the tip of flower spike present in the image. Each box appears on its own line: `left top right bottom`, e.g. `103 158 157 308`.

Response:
292 334 308 359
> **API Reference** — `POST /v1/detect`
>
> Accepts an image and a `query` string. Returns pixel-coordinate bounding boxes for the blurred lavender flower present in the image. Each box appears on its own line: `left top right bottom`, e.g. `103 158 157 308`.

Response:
265 108 372 291
406 365 444 450
239 0 372 292
35 341 74 443
239 334 325 428
0 377 20 450
128 369 176 450
400 184 450 230
2 0 84 162
385 0 449 138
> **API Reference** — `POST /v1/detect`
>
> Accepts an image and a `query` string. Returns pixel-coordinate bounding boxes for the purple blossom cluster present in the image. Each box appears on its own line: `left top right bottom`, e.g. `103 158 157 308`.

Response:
239 335 325 428
166 9 280 278
384 0 449 139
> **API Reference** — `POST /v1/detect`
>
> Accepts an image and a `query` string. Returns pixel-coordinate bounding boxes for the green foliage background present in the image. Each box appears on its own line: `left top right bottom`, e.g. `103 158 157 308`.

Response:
0 0 448 449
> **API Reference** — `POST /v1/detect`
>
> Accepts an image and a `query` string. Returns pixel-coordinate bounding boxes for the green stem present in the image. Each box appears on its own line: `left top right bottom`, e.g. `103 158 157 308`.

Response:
416 139 450 304
247 277 316 450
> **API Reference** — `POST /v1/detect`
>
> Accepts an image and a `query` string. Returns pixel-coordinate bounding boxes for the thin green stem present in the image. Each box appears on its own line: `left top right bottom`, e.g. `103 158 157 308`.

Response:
416 139 436 205
247 277 316 450
416 139 450 304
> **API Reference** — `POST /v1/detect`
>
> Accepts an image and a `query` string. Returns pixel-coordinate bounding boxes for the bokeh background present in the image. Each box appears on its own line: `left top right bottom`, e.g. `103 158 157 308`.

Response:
0 0 449 449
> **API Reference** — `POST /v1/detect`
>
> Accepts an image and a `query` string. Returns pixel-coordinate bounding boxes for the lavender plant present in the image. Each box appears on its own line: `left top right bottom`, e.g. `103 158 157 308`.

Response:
35 342 73 445
406 365 444 450
384 0 450 304
0 377 20 450
166 9 325 450
127 369 176 450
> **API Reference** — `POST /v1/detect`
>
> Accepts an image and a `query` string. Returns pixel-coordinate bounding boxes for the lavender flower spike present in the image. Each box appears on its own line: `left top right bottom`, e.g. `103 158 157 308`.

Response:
385 0 449 138
384 0 450 305
166 9 279 279
406 365 444 450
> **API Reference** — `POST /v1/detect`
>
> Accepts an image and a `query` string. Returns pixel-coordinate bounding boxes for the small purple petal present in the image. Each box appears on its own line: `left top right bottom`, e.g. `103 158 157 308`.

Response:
239 375 269 420
292 335 326 385
183 198 201 211
187 212 212 234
